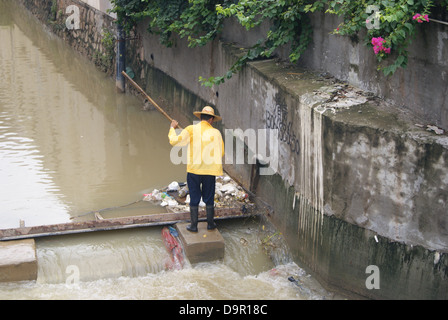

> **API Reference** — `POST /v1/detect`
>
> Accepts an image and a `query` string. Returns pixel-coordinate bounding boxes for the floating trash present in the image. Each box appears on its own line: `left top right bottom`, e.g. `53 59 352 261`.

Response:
168 181 180 191
142 173 254 213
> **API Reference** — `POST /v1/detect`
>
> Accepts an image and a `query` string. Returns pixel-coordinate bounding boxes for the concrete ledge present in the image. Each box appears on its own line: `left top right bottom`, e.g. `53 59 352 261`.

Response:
0 239 37 282
176 222 224 264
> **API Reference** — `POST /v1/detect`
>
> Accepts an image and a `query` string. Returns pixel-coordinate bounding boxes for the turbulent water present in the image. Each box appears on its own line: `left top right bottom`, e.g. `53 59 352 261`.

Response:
0 0 337 300
0 219 334 300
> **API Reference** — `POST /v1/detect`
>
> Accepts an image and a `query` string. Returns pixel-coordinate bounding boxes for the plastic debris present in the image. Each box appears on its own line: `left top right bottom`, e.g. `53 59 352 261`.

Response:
426 125 444 135
143 189 163 201
184 195 205 207
162 226 184 270
161 199 178 207
168 226 179 237
142 174 255 213
178 186 189 197
125 67 135 79
220 184 236 194
168 181 180 191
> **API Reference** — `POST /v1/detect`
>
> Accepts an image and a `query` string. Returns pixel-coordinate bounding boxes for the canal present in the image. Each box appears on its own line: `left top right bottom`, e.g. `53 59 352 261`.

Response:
0 0 336 299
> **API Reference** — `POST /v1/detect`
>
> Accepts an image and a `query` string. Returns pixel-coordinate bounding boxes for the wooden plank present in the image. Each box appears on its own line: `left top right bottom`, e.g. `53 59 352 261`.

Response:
0 207 256 241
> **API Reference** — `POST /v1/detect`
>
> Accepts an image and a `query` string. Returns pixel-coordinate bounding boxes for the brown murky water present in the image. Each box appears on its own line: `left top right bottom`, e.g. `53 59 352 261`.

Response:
0 0 336 300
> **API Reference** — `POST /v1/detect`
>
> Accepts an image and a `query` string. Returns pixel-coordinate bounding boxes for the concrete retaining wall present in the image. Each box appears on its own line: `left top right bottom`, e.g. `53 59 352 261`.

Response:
221 12 448 132
298 11 448 132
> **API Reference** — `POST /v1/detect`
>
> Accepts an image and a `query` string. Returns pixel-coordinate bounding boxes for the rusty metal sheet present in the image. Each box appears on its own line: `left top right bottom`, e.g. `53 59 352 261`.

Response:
0 207 256 241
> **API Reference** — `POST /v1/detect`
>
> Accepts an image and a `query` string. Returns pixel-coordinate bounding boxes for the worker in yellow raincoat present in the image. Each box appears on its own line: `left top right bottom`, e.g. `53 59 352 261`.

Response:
168 106 224 232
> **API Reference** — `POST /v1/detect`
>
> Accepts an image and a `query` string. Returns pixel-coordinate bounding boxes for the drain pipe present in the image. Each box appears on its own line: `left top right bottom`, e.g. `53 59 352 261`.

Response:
116 23 126 92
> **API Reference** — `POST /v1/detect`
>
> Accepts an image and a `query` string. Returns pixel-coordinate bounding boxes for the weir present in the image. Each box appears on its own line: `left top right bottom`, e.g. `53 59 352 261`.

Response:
0 209 253 283
0 207 254 241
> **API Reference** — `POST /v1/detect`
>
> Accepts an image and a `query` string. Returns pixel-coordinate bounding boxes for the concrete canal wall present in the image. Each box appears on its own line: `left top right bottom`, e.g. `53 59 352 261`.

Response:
220 12 448 132
16 0 448 299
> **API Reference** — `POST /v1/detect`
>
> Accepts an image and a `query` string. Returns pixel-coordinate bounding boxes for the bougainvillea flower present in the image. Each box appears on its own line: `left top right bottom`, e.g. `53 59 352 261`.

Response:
413 13 429 23
371 37 391 55
371 37 384 46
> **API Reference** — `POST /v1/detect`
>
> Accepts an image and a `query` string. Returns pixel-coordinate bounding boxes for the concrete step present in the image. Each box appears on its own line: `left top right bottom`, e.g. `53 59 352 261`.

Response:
176 222 224 264
0 239 37 282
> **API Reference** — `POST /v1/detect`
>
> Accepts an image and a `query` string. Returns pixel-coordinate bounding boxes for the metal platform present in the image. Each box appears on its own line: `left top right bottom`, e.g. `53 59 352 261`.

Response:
0 207 256 241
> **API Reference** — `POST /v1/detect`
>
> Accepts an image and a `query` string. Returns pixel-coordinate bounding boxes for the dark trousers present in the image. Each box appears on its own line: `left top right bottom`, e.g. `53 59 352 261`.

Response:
187 173 215 207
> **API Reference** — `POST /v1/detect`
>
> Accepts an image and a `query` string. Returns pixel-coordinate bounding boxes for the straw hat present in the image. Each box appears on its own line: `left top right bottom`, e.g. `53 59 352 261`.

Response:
193 106 222 122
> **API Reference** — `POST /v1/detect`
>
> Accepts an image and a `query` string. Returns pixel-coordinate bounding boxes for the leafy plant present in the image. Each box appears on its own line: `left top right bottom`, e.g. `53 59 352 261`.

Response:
200 0 316 87
111 0 231 47
50 0 58 21
318 0 439 75
94 28 116 72
110 0 448 84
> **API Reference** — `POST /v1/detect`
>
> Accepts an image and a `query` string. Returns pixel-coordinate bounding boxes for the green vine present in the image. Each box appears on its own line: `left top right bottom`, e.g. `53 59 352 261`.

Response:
200 0 316 86
110 0 448 86
94 28 116 72
50 0 58 21
111 0 229 48
320 0 440 75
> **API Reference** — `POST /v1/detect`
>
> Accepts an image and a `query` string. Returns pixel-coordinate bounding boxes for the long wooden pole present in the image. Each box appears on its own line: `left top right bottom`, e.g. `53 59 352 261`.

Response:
121 71 182 129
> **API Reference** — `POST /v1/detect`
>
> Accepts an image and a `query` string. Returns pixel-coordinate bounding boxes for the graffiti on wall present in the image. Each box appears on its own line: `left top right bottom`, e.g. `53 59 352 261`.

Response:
265 103 300 155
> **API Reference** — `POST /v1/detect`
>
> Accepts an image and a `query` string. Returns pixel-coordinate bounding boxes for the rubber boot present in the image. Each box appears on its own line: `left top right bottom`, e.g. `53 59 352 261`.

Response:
186 206 198 232
206 205 217 230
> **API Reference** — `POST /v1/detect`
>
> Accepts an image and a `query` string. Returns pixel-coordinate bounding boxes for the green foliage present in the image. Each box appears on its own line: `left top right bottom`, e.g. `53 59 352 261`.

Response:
110 0 448 85
101 28 116 55
50 0 58 21
109 0 149 28
318 0 443 75
94 28 116 72
204 0 315 87
111 0 231 48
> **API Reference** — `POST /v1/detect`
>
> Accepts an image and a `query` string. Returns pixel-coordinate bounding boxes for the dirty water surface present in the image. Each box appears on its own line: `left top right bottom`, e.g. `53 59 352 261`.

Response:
0 0 337 300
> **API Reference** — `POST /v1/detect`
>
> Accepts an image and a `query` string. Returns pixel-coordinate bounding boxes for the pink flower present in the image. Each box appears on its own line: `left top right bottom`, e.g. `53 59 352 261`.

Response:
371 37 384 47
413 13 429 23
371 37 391 55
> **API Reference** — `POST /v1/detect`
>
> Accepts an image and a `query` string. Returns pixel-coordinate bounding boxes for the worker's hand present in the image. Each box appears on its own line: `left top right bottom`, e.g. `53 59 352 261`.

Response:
170 120 178 129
